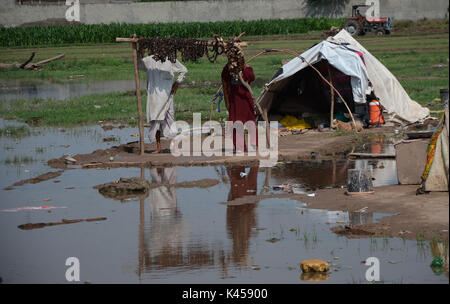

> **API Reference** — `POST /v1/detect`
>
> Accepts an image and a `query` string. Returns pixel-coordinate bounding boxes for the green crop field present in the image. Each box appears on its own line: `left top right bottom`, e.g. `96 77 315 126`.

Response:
0 20 448 125
0 18 344 47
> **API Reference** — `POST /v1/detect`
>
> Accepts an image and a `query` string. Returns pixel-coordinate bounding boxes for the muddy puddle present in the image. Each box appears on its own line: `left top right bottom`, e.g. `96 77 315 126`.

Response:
0 120 448 283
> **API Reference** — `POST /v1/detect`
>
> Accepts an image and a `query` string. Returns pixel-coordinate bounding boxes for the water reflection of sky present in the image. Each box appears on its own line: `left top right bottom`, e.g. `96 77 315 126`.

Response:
0 79 136 101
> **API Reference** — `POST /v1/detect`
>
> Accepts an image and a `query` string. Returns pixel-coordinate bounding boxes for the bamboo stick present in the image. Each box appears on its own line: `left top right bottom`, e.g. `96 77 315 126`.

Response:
131 34 146 156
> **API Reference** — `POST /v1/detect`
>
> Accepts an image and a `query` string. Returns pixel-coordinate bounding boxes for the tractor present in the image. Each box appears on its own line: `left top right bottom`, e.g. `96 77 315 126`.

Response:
342 4 393 36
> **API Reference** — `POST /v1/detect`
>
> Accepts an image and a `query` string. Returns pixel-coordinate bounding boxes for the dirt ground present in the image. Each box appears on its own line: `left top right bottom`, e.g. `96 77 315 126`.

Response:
300 185 449 241
47 128 387 169
218 185 449 241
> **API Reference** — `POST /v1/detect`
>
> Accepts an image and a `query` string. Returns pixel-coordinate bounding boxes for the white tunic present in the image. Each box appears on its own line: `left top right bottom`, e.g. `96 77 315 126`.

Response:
138 56 187 122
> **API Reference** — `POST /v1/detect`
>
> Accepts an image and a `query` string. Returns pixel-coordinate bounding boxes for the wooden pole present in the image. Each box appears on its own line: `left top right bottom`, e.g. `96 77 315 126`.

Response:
131 34 145 156
327 65 335 129
138 167 145 277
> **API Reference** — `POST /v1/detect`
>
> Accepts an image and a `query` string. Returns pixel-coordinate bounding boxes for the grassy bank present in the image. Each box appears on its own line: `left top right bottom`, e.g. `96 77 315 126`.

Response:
0 86 265 125
0 28 448 125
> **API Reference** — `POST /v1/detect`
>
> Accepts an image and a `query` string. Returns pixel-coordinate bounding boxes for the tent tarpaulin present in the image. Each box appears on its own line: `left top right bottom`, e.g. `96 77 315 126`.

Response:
420 105 449 192
256 29 430 124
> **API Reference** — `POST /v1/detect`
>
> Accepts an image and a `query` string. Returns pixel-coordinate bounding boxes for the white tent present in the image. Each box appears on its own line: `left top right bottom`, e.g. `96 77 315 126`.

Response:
256 29 430 124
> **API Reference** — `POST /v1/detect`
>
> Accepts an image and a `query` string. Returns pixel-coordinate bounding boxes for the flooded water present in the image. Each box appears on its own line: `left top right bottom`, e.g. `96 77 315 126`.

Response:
0 79 135 101
0 119 448 283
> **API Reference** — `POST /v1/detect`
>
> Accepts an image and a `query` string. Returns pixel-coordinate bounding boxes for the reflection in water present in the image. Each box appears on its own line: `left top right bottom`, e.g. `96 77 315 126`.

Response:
149 167 178 217
139 167 216 277
137 166 264 278
300 272 329 282
431 241 449 278
349 211 374 225
0 79 135 101
225 166 259 267
271 159 350 189
270 139 398 190
271 158 397 189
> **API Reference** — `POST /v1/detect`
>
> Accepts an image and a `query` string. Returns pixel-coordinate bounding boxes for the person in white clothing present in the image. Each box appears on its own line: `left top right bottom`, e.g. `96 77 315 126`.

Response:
139 56 188 153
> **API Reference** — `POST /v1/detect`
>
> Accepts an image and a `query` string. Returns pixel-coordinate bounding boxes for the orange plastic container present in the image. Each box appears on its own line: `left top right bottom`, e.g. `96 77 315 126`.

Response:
369 100 385 126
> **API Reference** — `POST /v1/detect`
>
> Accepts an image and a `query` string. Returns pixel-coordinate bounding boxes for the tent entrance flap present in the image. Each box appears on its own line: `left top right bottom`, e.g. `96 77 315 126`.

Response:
268 60 356 128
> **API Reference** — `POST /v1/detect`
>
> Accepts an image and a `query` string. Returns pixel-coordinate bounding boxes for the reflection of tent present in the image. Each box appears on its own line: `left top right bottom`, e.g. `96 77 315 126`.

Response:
419 105 449 192
256 29 429 125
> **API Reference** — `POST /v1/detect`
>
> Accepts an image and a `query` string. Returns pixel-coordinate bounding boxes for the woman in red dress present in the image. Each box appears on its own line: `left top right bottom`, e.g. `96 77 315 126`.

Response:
221 58 257 152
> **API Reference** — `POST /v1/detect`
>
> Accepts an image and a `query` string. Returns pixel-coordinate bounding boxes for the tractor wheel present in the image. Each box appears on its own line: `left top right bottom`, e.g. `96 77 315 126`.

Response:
343 19 361 36
376 29 385 36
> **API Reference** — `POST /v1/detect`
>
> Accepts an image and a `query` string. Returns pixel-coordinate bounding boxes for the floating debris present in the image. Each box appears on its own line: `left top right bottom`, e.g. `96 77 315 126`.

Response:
12 170 63 187
1 206 67 212
266 237 281 243
65 156 77 164
300 259 329 273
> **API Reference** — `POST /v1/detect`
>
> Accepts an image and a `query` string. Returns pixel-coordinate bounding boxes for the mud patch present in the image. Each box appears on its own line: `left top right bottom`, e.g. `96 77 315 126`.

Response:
331 225 375 238
18 217 107 230
94 177 220 201
94 177 151 200
11 170 63 187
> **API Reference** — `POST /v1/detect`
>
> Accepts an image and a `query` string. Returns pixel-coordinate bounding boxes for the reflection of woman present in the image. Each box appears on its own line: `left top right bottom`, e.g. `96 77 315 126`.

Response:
226 166 258 201
226 166 258 265
222 58 257 152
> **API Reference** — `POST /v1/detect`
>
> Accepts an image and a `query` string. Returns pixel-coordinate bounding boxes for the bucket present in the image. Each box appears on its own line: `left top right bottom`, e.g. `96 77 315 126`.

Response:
369 100 385 126
347 169 374 194
440 89 449 107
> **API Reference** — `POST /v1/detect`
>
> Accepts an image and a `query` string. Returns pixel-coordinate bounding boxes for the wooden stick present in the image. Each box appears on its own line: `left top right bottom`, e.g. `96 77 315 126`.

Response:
115 37 248 48
29 54 64 68
19 52 35 69
131 34 145 156
327 65 335 129
348 152 396 159
0 53 64 70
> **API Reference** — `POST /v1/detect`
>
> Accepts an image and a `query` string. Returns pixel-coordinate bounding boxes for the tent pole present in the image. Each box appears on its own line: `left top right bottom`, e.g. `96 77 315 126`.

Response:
131 34 145 156
327 65 335 129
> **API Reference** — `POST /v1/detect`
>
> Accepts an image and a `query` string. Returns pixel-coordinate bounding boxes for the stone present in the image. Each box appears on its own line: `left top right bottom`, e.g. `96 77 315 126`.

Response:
300 259 329 273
